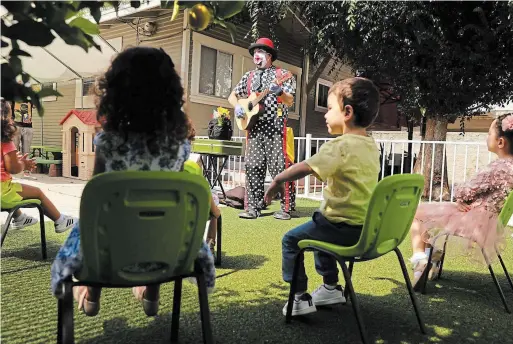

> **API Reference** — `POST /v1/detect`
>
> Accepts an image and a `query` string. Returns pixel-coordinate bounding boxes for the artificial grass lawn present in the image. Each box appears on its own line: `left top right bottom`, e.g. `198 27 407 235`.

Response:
1 199 512 344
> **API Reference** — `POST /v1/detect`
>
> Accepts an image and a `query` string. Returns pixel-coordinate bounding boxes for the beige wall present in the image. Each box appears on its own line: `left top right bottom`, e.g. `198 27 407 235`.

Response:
32 81 76 148
305 60 354 138
100 11 185 72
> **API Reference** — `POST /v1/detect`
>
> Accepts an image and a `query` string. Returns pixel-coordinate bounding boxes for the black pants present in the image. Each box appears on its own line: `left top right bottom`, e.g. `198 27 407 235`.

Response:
244 118 296 213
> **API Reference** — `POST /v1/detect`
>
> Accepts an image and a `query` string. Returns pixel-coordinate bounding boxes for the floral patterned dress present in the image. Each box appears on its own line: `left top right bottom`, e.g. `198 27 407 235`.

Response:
50 132 216 294
415 157 513 263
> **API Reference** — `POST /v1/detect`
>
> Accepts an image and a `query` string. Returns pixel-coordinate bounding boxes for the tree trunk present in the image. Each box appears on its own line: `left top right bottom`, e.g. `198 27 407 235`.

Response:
413 116 451 201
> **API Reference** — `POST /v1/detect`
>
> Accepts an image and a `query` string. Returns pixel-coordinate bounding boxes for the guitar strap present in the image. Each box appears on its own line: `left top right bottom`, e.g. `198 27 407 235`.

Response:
247 70 255 96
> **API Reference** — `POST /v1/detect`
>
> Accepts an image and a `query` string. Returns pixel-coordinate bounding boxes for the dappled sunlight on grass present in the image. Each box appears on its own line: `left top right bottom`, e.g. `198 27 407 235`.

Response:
1 200 512 343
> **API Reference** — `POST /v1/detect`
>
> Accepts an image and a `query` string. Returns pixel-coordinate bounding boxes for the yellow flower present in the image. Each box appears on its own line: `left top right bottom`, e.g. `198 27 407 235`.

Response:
217 106 230 119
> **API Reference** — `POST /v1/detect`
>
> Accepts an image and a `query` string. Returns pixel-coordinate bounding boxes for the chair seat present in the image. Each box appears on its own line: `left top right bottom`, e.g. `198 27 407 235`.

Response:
298 239 362 258
1 199 42 211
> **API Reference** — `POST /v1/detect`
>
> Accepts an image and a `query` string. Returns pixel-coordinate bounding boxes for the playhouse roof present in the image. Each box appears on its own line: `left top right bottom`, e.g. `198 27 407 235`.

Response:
60 109 99 126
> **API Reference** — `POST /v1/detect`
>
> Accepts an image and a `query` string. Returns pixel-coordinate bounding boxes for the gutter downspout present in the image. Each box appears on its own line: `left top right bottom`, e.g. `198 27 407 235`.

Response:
180 9 191 102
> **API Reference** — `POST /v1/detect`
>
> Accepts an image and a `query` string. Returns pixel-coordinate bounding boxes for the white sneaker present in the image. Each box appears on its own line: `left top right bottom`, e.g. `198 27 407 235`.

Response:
312 284 346 306
54 216 78 233
11 215 38 230
282 293 317 316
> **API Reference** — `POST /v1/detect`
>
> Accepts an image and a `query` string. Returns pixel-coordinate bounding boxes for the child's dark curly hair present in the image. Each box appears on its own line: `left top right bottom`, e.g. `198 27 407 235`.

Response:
1 99 17 143
496 113 513 155
95 47 190 144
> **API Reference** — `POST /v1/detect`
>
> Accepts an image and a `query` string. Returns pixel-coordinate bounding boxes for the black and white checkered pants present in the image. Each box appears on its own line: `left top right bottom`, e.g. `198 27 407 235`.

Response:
244 117 296 214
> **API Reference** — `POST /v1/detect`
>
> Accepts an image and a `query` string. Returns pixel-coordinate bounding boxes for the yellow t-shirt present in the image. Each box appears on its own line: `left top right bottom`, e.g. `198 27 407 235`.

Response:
305 134 380 225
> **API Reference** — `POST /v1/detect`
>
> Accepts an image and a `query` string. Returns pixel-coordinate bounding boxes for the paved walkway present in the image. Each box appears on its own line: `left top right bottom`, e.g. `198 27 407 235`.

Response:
1 174 85 223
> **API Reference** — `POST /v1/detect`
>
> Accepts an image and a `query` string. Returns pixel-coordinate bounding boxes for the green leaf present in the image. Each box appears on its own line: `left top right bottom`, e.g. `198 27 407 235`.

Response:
53 25 92 52
161 1 173 9
9 49 32 57
1 1 31 14
3 20 55 47
10 56 22 76
21 73 30 84
215 0 245 20
69 17 99 35
37 88 63 98
170 0 180 21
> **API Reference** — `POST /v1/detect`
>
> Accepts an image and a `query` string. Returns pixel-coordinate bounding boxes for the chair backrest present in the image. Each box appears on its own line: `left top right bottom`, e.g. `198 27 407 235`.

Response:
499 191 513 227
77 171 211 286
356 174 424 260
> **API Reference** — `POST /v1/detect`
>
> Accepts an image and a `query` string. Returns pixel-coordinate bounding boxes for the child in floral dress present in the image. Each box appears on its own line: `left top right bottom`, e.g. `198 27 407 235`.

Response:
410 113 513 289
51 47 216 317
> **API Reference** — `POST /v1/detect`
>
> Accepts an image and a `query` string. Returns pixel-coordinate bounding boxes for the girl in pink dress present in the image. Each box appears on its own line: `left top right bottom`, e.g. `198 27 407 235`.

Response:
410 113 513 289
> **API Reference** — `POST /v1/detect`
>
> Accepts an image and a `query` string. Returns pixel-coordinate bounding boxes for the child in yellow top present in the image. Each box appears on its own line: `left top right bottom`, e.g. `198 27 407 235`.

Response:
264 77 381 317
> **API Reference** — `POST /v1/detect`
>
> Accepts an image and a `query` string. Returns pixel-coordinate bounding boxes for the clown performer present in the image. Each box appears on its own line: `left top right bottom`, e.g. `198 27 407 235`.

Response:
228 38 297 220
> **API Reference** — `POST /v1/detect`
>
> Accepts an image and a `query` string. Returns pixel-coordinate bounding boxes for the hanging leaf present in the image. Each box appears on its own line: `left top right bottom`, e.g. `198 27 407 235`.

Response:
170 0 180 21
10 56 22 76
21 73 30 84
37 88 63 98
215 1 245 20
69 17 99 35
3 20 55 47
9 49 32 57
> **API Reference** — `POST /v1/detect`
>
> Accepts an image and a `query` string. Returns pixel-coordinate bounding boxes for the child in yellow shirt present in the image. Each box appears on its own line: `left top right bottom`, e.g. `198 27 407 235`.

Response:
264 77 381 316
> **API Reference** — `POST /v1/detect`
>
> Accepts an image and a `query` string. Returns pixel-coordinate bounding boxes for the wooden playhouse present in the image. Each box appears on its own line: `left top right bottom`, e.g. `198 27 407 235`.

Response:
60 109 100 180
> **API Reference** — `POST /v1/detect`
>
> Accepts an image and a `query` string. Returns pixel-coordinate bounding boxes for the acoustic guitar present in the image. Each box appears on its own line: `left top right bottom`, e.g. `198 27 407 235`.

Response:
235 71 293 131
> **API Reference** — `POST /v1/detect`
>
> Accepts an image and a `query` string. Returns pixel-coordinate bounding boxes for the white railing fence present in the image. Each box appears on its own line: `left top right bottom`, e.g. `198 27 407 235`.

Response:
196 134 494 204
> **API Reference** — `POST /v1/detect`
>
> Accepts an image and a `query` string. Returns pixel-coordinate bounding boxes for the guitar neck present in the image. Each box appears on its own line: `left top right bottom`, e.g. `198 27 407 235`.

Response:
251 90 269 107
249 72 291 107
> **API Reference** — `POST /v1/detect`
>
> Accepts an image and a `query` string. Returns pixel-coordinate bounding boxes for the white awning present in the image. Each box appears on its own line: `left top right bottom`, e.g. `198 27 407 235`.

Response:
1 5 121 84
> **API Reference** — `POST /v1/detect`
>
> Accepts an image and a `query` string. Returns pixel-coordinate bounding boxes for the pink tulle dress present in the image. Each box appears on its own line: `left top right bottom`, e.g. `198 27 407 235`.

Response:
415 157 513 264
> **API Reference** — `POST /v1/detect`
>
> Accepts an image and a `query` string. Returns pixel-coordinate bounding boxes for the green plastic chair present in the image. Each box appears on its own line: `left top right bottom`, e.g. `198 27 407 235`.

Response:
1 199 47 259
286 174 426 344
184 160 223 266
55 171 214 344
422 191 513 313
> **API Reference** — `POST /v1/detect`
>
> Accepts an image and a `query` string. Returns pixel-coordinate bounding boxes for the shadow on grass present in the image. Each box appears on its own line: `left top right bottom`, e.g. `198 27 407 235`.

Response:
293 206 320 219
75 270 512 344
1 240 61 261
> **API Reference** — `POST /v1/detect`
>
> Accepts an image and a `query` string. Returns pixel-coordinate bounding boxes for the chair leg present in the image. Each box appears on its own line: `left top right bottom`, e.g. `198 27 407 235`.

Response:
36 204 47 260
170 278 183 343
196 273 214 344
1 209 16 247
484 250 511 314
344 261 354 300
216 215 222 266
419 247 434 294
339 259 370 344
394 248 427 334
286 250 304 324
437 236 449 279
57 281 75 344
497 254 513 292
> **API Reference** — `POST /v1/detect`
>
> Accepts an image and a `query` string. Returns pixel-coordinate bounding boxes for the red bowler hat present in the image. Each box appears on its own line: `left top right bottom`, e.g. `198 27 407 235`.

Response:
248 37 278 61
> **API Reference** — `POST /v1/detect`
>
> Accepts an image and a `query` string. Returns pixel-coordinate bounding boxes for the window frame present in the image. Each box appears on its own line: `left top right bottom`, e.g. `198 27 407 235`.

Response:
314 78 333 112
198 45 234 99
190 32 302 119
